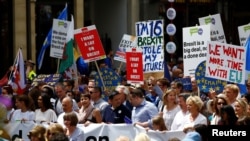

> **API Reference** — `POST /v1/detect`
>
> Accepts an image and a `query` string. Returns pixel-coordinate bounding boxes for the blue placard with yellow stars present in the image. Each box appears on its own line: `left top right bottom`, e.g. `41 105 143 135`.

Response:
94 68 121 91
195 61 227 93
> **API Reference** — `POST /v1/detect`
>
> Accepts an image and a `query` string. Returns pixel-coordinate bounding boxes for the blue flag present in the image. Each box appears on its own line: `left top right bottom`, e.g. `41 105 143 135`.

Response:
37 3 68 69
245 36 250 71
238 35 250 94
164 61 172 83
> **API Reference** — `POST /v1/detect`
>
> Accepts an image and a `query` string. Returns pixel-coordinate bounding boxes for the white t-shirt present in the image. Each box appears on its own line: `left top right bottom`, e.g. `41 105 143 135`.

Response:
11 109 35 122
182 113 207 130
162 105 181 130
171 110 189 131
35 108 57 123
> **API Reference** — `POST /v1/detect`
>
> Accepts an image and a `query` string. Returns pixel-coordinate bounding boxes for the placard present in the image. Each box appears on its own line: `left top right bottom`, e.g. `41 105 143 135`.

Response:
50 19 71 59
74 25 106 62
205 41 246 84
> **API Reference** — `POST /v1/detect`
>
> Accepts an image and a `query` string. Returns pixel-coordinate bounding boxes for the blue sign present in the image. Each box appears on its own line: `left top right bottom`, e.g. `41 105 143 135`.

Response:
175 77 192 91
195 61 227 93
94 68 121 91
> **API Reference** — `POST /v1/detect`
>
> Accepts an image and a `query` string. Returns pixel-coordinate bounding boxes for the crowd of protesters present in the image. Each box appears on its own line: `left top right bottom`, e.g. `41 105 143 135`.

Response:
0 57 250 141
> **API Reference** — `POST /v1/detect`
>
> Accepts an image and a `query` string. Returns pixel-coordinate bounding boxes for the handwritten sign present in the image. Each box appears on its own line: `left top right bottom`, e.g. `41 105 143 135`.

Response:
195 61 227 93
135 20 164 73
50 19 71 59
206 41 246 84
182 24 210 76
114 34 137 62
199 13 226 43
31 74 62 87
238 23 250 46
126 48 144 84
74 25 106 63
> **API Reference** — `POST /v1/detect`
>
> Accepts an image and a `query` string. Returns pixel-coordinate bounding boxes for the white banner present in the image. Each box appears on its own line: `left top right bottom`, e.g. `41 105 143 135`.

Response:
4 122 186 141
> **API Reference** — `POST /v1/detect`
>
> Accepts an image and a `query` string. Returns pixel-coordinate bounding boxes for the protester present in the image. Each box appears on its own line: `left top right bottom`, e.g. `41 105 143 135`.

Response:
54 82 79 115
234 98 249 123
102 90 131 123
134 133 150 141
182 131 201 141
182 96 207 132
155 78 170 111
210 93 229 125
57 96 79 127
218 105 238 125
171 93 190 131
28 125 46 141
63 79 75 92
78 93 102 125
46 123 65 140
25 59 37 84
89 86 109 116
130 88 158 128
115 85 133 112
49 132 69 141
151 115 167 131
64 112 84 141
28 87 41 110
115 135 130 141
161 89 181 130
223 84 240 108
10 94 35 122
35 93 57 123
190 76 199 96
171 80 184 96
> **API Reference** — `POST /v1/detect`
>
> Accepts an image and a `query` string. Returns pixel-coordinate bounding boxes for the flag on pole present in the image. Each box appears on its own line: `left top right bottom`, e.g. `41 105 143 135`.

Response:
164 62 172 82
37 3 68 69
59 15 74 73
245 36 250 72
237 36 250 95
8 48 26 94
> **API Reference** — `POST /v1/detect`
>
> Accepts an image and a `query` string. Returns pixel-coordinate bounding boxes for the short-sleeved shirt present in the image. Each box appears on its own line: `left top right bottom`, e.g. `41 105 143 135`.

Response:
131 100 158 123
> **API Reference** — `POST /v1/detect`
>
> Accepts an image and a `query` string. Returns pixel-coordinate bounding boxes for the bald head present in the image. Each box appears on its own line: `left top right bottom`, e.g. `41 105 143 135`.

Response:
62 96 73 113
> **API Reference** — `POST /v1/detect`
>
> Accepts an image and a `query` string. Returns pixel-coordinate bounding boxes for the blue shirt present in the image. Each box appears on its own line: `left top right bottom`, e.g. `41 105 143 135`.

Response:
132 99 158 123
102 104 131 123
68 127 84 141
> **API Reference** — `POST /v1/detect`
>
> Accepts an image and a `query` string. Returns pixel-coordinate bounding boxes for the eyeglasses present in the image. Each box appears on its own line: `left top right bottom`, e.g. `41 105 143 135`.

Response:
217 102 225 105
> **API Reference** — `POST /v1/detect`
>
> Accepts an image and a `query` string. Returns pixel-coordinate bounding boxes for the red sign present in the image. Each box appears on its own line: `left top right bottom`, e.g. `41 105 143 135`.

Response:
126 48 143 84
74 25 106 62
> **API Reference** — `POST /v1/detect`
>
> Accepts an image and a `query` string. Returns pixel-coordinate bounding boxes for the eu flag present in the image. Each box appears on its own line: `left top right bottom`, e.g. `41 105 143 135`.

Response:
37 3 68 69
